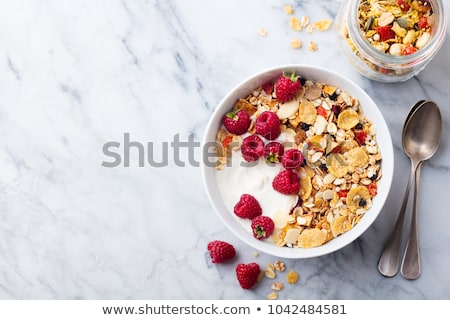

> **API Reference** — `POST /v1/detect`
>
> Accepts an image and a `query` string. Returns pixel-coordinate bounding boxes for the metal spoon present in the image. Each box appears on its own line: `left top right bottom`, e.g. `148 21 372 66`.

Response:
377 100 427 277
400 101 442 280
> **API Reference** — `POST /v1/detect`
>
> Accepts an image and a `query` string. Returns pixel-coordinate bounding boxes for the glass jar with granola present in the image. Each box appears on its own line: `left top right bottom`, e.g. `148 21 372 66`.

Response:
335 0 447 82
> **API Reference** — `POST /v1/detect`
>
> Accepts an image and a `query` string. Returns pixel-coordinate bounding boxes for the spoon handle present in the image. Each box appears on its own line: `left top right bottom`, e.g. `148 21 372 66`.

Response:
377 160 416 277
400 162 423 280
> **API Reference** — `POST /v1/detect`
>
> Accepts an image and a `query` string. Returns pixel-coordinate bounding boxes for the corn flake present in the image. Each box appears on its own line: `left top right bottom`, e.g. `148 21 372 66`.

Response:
331 215 350 236
348 147 369 167
290 17 302 31
346 186 370 211
312 19 332 31
337 109 360 129
297 100 317 124
327 154 348 178
297 229 327 248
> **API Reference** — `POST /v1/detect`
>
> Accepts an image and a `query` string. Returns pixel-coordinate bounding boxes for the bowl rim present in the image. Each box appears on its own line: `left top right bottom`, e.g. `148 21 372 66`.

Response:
201 64 394 259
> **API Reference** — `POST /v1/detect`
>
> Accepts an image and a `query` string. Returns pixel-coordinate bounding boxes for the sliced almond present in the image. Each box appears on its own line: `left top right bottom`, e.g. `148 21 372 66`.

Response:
277 99 299 119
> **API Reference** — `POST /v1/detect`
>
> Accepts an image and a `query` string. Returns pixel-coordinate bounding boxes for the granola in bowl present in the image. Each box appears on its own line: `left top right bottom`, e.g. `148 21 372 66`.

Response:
202 65 393 258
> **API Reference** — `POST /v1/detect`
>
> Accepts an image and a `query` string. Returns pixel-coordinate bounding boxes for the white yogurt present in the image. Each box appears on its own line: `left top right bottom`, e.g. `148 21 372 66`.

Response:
216 149 298 232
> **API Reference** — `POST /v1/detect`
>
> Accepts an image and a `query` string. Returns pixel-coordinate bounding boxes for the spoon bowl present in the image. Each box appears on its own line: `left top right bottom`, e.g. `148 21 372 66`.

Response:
400 101 442 279
403 102 442 161
378 101 442 278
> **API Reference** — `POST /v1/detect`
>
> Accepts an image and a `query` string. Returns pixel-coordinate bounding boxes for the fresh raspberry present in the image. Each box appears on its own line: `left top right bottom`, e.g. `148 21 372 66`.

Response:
234 194 262 219
255 111 281 140
275 71 301 103
223 110 250 135
241 135 265 162
264 141 284 163
281 149 304 169
251 216 275 240
235 262 260 289
272 169 300 195
207 240 236 264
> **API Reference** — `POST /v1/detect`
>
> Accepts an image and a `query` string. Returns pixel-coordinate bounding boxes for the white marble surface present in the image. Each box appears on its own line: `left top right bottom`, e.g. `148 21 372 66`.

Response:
0 0 449 300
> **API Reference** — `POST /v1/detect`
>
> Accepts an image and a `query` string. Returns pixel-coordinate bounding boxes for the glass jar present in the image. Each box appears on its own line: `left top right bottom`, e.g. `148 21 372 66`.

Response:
335 0 447 82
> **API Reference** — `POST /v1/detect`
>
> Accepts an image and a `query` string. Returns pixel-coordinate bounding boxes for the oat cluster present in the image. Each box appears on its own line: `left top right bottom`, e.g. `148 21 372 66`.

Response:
257 4 332 51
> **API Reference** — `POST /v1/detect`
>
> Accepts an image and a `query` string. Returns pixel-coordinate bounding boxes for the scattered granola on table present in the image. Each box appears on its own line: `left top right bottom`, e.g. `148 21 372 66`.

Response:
358 0 434 55
216 71 382 249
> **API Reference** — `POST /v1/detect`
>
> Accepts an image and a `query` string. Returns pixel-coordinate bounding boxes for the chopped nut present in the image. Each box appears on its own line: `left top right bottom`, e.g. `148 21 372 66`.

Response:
271 282 284 291
273 260 286 272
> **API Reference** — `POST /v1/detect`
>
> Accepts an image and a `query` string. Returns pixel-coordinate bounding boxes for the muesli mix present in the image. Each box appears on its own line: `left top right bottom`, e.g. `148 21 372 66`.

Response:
357 0 434 55
215 71 382 249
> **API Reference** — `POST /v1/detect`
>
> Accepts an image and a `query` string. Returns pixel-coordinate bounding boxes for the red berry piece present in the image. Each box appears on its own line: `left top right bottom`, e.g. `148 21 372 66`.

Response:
261 81 274 95
251 216 275 240
207 240 236 264
272 169 300 195
281 149 304 169
275 71 301 103
397 0 410 12
241 135 265 162
264 141 284 163
354 130 367 146
223 110 251 135
234 194 262 219
255 111 281 140
375 26 396 42
235 262 260 289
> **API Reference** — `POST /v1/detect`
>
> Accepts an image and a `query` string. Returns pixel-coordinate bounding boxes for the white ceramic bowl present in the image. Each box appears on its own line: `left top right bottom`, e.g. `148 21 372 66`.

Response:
202 65 394 259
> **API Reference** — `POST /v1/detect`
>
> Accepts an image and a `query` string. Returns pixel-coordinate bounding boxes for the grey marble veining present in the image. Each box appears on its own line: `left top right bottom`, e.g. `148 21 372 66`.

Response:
0 0 449 299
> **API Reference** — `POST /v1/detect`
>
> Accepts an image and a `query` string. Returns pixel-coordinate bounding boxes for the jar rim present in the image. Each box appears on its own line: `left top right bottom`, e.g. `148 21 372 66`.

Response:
348 0 447 67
